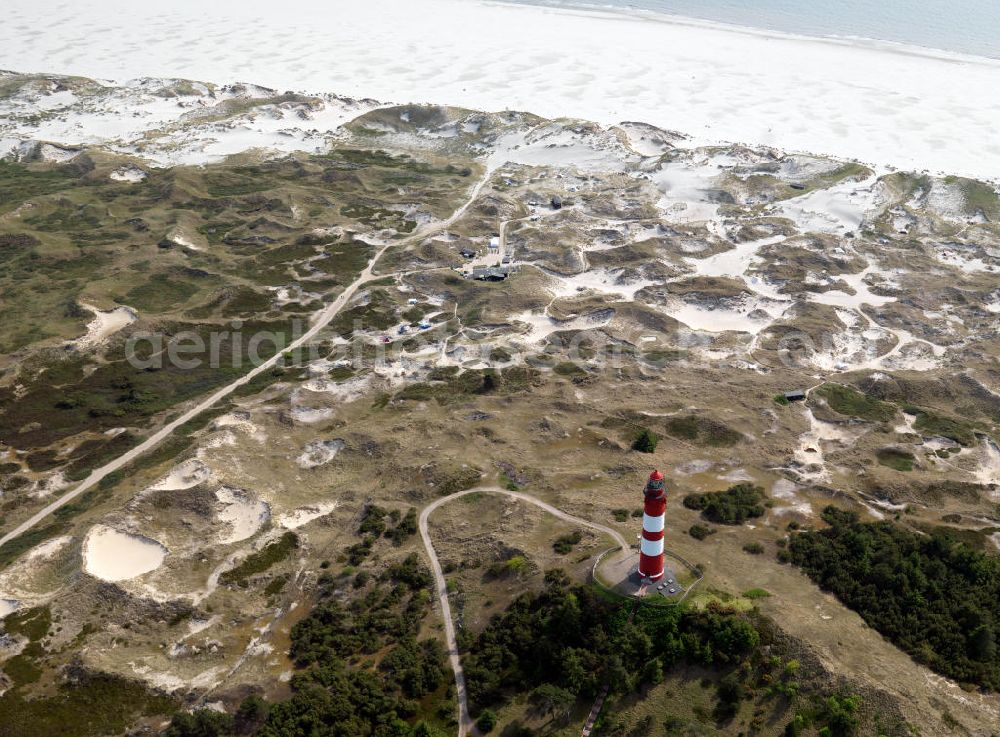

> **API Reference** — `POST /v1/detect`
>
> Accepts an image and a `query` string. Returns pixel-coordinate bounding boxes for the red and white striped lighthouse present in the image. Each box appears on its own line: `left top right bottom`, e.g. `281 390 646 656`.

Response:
638 469 667 581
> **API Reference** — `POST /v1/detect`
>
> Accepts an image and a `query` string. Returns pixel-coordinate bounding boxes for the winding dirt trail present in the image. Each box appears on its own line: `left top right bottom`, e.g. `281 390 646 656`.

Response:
0 165 497 550
418 485 629 737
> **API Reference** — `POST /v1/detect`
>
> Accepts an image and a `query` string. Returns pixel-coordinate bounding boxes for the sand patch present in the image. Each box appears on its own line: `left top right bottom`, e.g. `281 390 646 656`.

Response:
82 525 167 582
289 404 335 424
778 174 877 234
770 478 812 516
216 487 270 544
149 459 212 491
975 438 1000 496
717 469 754 483
512 309 614 345
71 303 136 349
300 374 373 403
545 268 657 301
109 164 147 182
793 407 863 482
276 502 339 530
674 460 714 476
211 411 265 442
297 439 346 469
25 535 72 562
659 293 789 335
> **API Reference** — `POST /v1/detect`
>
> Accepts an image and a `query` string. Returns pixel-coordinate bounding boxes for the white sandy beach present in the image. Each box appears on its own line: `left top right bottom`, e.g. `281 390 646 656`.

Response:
1 0 1000 180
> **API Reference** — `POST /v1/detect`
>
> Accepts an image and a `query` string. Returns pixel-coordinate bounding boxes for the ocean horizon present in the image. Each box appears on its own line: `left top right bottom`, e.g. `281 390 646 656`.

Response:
500 0 1000 59
4 0 1000 179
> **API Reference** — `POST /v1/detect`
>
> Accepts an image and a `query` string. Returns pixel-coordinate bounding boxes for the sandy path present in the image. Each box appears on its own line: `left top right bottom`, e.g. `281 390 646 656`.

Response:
418 485 629 737
0 167 495 551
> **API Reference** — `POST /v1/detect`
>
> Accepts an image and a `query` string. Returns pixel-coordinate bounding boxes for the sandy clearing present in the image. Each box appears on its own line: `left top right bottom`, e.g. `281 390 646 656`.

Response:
24 534 72 561
685 234 786 281
777 174 879 234
149 459 212 491
793 406 864 482
546 268 657 301
276 502 339 530
70 303 136 349
216 487 270 544
662 295 788 335
288 406 334 424
512 309 614 345
975 438 1000 494
82 525 167 582
0 598 19 618
770 478 812 516
296 439 346 469
808 266 897 310
109 164 147 182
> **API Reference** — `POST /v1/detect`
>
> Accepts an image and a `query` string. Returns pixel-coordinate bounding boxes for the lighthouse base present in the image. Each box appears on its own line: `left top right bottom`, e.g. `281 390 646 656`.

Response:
594 550 685 600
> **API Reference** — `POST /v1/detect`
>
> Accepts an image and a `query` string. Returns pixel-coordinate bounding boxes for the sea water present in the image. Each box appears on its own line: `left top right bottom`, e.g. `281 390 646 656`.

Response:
503 0 1000 59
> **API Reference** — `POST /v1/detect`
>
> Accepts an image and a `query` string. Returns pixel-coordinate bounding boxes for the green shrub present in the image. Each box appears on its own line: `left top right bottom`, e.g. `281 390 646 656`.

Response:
684 484 766 525
553 362 585 378
689 524 716 541
815 383 895 422
632 428 658 453
876 448 915 472
906 407 977 446
663 415 742 446
165 709 233 737
219 532 299 586
476 709 498 733
553 531 583 554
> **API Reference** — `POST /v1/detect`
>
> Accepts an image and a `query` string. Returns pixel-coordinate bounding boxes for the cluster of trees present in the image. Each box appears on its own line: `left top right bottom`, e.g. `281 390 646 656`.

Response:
358 504 419 546
683 483 766 525
462 570 760 713
348 506 419 565
166 558 447 737
789 507 1000 690
163 556 878 737
784 694 861 737
166 698 268 737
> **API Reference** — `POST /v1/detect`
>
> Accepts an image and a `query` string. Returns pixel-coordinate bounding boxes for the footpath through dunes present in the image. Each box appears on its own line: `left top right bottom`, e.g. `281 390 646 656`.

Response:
418 486 630 737
0 161 499 552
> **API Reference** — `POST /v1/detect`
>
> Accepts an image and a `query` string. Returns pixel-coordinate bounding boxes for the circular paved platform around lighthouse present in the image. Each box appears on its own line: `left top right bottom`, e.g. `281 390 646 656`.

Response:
594 549 686 601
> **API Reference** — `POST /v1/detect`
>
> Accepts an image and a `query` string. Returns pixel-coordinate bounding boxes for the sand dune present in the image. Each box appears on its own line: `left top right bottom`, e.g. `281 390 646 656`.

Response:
2 0 1000 179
